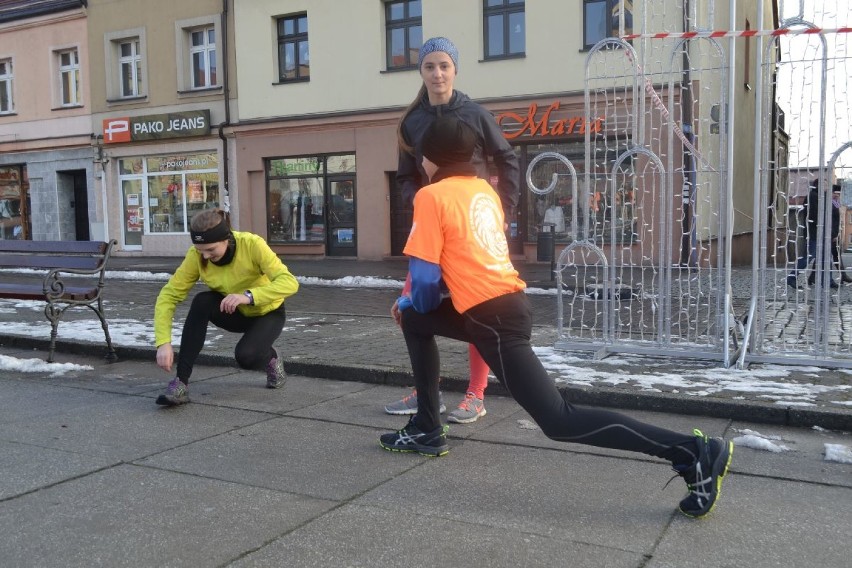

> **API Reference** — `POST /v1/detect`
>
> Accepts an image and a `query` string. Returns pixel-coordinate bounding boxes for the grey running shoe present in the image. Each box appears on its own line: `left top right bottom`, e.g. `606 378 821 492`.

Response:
447 392 487 424
384 390 445 415
155 378 189 406
379 416 449 457
266 348 286 389
674 429 734 518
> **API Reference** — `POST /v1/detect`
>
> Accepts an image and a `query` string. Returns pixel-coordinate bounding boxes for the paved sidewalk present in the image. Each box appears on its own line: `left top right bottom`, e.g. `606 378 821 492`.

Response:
1 257 851 431
1 345 850 567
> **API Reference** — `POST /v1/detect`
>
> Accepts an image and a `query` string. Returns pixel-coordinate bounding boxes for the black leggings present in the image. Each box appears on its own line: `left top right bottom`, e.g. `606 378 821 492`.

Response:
176 291 286 383
401 292 699 466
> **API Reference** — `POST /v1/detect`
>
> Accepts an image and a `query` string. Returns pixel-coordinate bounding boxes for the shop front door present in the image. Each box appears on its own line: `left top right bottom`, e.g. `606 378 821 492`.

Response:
326 177 356 256
121 178 143 249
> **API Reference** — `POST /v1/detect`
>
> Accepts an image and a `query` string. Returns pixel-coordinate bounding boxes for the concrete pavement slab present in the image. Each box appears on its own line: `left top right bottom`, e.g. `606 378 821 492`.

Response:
0 441 116 501
136 416 426 502
354 440 685 554
0 379 272 461
284 382 528 435
648 475 852 568
0 464 336 568
186 372 375 414
230 503 644 568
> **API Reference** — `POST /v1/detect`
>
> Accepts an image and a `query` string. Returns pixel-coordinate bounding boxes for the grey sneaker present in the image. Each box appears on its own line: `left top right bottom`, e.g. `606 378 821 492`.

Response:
155 378 189 406
447 392 487 424
266 348 286 389
384 390 446 415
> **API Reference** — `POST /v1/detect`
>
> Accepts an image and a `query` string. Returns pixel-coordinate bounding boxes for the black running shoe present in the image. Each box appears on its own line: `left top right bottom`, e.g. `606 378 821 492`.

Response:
379 416 449 457
674 429 734 518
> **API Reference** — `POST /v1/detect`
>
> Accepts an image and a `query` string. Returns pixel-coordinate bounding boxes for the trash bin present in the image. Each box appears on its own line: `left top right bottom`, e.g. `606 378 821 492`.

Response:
536 224 555 262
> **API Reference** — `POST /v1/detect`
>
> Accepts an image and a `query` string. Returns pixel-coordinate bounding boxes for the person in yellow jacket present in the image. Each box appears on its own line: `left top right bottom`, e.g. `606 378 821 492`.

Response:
154 208 299 406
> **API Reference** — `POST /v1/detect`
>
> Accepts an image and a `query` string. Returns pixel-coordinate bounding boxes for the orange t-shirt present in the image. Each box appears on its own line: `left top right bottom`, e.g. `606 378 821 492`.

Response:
404 175 526 313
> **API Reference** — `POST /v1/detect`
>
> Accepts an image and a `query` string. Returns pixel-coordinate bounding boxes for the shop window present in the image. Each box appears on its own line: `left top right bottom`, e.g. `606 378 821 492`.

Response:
0 59 13 114
483 0 525 60
117 154 219 241
583 0 633 50
385 0 422 70
277 13 309 82
266 154 356 247
0 165 29 240
525 142 636 245
57 49 81 107
105 29 146 100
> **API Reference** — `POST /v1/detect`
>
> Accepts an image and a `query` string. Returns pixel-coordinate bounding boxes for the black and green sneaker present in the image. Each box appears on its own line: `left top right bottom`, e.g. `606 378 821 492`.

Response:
675 429 734 518
379 416 449 457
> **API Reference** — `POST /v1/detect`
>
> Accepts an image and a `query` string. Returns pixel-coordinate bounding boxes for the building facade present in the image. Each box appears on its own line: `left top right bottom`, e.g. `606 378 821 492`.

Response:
86 0 235 255
230 0 778 263
0 0 92 241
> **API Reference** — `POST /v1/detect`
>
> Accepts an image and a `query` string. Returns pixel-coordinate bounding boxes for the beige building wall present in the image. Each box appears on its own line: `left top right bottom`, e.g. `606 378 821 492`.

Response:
86 0 237 255
235 0 610 121
0 8 90 151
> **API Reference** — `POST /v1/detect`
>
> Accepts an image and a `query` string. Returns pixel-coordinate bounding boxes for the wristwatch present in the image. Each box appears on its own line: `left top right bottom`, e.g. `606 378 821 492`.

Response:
243 290 254 305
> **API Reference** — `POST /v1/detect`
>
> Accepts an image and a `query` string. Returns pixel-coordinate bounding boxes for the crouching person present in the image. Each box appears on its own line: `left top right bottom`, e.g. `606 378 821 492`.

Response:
154 208 299 406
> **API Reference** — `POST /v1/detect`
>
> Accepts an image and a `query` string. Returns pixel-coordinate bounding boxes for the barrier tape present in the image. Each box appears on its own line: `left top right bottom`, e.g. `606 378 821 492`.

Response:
622 27 852 41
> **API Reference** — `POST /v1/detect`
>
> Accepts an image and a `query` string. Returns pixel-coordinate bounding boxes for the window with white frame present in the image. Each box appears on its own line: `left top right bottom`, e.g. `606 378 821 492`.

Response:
58 49 81 106
119 39 142 97
583 0 633 50
0 59 13 113
190 26 216 88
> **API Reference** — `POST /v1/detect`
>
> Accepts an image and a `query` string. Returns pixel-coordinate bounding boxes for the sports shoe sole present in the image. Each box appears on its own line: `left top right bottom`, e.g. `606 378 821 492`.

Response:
447 408 487 424
680 439 734 519
155 394 189 406
379 440 449 457
384 403 447 415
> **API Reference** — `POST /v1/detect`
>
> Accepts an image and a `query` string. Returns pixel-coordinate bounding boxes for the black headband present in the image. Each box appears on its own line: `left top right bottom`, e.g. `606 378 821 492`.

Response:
190 219 231 244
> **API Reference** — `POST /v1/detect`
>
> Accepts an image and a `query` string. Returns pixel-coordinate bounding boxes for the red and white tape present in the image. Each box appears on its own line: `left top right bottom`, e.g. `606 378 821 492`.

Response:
622 27 852 41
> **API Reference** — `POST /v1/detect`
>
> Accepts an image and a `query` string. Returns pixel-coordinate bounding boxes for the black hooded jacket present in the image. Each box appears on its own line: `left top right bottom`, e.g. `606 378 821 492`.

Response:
397 89 520 219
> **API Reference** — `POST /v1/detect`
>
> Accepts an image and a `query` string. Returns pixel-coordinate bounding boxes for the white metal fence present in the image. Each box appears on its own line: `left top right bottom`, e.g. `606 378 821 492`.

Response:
536 0 852 368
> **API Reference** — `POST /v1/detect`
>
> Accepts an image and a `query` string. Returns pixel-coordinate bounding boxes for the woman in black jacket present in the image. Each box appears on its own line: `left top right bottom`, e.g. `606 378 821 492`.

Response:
384 37 520 424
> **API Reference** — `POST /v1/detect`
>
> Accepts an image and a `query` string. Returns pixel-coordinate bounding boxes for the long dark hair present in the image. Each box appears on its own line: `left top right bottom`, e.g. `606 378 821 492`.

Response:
396 84 427 156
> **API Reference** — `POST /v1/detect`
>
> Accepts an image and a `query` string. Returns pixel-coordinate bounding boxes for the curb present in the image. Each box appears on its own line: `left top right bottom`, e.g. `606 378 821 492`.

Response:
3 334 851 432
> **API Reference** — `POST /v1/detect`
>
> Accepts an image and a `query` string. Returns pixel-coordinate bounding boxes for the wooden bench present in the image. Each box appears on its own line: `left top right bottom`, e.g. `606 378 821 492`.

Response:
0 240 118 363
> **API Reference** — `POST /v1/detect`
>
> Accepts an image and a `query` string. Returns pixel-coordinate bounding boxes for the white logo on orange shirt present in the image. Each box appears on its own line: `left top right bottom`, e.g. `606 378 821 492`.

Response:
469 193 508 260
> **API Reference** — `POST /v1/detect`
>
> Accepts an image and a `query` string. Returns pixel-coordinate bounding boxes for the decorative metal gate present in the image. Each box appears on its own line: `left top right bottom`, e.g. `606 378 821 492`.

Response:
539 0 852 369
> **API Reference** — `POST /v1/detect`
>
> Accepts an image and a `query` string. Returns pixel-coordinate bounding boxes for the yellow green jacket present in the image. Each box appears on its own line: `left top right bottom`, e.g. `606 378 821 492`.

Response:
154 231 299 346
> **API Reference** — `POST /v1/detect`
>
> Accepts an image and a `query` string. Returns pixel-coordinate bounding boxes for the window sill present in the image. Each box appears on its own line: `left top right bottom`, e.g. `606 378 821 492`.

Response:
0 111 17 117
177 86 223 96
106 95 148 104
51 104 84 111
380 66 418 74
479 53 525 63
272 77 310 86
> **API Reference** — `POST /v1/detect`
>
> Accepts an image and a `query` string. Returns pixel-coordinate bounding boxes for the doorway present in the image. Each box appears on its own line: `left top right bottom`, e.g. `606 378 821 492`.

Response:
326 176 356 256
388 172 412 256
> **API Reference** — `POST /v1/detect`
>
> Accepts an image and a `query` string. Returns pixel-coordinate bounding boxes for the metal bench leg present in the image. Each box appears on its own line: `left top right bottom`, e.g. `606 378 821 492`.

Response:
94 299 118 362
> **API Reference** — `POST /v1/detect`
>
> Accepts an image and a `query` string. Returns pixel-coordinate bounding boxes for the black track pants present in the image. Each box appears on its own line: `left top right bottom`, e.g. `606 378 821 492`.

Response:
176 291 286 383
401 292 699 466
